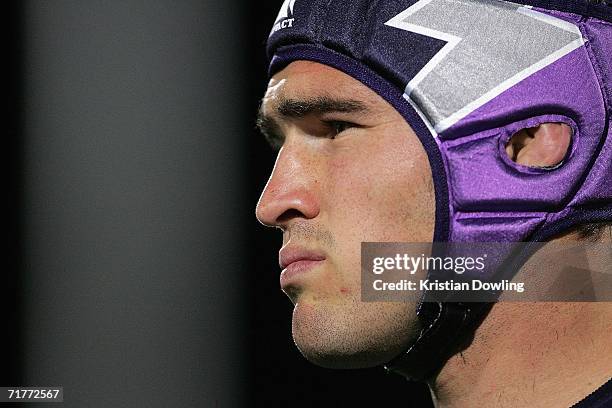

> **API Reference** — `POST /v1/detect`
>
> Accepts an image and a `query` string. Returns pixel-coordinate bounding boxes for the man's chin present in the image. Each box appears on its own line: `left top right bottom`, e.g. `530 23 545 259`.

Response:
295 344 398 369
290 299 417 369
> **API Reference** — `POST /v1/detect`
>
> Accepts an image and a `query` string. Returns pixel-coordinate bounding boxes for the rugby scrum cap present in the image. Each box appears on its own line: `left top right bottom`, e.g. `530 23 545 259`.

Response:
265 0 612 380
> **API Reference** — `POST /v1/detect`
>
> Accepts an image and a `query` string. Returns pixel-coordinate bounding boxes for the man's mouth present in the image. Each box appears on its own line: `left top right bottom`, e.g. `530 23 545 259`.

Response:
279 246 326 288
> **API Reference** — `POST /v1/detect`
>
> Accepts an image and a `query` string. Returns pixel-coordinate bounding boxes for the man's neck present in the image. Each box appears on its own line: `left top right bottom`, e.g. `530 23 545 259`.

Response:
428 227 612 407
428 301 612 408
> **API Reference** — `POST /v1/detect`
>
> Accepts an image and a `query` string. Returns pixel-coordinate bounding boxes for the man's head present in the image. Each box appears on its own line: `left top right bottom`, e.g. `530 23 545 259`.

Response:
256 61 434 367
257 0 612 377
255 59 583 368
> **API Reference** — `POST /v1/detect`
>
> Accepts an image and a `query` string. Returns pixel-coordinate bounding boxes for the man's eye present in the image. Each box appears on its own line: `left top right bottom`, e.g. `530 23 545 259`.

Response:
264 132 285 151
325 120 354 138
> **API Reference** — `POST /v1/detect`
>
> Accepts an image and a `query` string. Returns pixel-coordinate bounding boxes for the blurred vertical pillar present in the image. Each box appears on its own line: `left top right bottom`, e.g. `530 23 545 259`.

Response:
3 1 25 386
22 1 247 406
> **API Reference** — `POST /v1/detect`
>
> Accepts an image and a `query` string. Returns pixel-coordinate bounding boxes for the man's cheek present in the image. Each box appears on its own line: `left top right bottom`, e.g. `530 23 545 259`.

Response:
326 153 380 189
327 191 406 244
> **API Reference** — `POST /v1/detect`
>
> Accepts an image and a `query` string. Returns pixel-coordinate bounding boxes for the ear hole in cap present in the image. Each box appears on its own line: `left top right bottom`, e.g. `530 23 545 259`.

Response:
504 122 572 169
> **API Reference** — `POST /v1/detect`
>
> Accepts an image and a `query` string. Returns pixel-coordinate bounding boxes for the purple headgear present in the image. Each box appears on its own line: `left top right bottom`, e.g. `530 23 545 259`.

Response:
266 0 612 380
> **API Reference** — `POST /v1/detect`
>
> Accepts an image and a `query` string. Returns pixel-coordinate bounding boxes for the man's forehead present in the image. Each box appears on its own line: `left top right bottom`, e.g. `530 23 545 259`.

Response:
263 61 380 111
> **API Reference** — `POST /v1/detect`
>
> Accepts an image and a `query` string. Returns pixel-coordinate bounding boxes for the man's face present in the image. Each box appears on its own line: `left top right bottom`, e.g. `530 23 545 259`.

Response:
256 61 435 368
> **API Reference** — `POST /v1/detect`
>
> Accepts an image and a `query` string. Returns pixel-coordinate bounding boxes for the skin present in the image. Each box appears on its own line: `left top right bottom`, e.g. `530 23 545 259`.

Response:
255 61 612 405
433 302 612 408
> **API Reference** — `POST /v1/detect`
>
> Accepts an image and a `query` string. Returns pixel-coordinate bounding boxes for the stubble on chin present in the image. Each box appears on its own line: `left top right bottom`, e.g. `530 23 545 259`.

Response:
291 297 420 369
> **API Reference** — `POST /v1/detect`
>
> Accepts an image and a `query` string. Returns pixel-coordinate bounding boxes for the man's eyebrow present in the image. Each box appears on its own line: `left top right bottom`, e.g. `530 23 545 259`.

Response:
256 96 370 148
276 96 369 118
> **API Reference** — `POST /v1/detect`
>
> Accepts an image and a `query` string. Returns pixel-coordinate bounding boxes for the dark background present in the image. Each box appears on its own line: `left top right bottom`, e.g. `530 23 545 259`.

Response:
3 1 433 406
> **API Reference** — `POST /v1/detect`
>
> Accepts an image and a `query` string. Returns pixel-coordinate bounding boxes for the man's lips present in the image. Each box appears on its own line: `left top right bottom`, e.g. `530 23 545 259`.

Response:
279 246 326 287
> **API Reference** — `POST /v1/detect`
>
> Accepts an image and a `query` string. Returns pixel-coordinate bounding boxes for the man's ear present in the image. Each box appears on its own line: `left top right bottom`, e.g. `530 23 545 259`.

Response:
505 123 572 168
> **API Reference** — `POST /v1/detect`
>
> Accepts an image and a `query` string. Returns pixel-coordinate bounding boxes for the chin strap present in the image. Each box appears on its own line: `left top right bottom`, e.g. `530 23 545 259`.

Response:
384 301 492 382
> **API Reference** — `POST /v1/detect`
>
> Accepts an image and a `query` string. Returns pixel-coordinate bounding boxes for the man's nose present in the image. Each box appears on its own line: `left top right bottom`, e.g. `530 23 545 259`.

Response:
255 142 320 229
